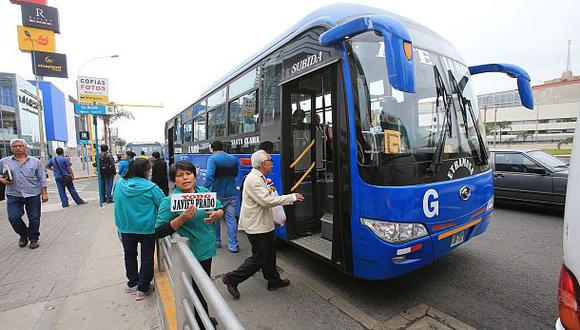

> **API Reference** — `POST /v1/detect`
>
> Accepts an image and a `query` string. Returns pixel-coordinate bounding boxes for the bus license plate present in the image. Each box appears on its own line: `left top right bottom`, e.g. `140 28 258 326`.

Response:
450 231 465 247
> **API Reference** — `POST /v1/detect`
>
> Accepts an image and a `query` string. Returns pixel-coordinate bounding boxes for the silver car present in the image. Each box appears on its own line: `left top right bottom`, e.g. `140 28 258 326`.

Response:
490 149 569 206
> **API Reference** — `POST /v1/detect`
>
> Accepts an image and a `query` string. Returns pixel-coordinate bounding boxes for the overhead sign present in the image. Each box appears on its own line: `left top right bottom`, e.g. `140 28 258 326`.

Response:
77 76 109 104
17 25 55 52
21 3 60 33
10 0 47 5
74 103 107 115
32 51 67 78
170 192 217 212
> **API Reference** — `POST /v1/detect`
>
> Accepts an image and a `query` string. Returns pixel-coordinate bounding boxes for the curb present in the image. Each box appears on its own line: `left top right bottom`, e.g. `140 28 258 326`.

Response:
154 258 177 330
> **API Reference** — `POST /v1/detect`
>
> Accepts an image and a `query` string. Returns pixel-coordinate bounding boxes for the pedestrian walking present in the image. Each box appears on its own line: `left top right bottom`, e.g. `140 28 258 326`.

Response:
0 139 49 249
151 151 169 195
204 140 240 252
46 147 86 208
156 160 223 327
113 158 166 301
222 150 304 299
118 151 135 178
97 145 116 203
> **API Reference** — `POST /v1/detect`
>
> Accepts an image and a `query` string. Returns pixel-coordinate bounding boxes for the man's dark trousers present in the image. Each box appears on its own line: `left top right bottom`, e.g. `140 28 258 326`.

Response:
120 233 156 292
6 194 41 240
228 230 282 287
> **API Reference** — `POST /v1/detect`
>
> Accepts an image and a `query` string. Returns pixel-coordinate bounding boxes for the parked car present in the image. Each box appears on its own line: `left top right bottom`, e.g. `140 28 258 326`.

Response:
556 133 580 329
490 149 569 206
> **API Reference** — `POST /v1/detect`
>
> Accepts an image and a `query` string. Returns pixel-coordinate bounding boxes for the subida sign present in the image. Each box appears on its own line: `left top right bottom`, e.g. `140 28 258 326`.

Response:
170 192 217 212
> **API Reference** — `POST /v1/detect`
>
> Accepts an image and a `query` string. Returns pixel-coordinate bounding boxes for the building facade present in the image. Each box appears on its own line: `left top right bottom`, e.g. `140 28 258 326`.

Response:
0 72 43 158
478 73 580 149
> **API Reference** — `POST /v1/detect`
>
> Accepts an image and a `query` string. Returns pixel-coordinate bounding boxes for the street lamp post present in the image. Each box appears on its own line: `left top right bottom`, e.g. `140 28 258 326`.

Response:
76 55 119 207
24 30 47 163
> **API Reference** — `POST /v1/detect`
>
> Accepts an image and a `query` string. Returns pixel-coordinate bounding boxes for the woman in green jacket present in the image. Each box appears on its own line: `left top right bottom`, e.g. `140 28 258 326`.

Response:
156 160 223 327
114 158 165 301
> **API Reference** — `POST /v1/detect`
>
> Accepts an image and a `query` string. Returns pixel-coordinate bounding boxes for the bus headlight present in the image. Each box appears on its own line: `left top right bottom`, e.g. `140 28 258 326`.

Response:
486 195 494 211
360 218 428 244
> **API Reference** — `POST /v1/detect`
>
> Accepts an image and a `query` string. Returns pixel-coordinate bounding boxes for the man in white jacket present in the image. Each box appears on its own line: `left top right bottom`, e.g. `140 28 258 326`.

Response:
222 150 304 299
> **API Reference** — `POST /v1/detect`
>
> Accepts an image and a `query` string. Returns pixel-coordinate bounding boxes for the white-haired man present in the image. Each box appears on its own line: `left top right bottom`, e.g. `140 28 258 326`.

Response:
222 150 304 299
0 139 48 249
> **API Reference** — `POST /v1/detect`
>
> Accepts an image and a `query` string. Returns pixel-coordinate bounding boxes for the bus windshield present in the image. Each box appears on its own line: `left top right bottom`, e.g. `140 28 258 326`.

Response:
347 32 489 186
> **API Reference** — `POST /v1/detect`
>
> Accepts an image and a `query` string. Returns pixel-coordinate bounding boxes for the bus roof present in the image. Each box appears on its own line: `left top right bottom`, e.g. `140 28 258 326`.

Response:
174 4 456 121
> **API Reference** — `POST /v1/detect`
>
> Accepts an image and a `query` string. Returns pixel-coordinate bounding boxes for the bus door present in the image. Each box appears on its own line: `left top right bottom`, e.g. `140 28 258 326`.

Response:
281 65 339 262
167 126 175 165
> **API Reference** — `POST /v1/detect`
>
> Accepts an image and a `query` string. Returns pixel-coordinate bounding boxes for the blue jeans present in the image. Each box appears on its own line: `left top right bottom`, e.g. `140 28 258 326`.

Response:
6 194 41 241
214 196 238 251
100 175 114 202
55 177 85 207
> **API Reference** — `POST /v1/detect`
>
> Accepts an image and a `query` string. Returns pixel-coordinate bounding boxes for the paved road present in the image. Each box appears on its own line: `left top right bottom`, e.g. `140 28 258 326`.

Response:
275 201 563 330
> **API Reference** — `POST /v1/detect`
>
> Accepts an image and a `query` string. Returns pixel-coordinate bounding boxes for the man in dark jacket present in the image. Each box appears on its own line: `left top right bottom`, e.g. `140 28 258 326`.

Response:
150 151 169 195
99 145 116 203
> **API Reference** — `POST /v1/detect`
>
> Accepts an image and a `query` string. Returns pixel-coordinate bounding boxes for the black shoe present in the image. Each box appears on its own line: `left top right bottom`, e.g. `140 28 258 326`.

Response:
19 236 28 248
267 279 290 291
62 204 70 208
77 201 87 205
222 274 240 299
29 240 39 249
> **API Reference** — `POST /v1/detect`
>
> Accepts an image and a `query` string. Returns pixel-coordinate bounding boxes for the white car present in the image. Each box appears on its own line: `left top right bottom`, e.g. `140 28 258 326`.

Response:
556 122 580 330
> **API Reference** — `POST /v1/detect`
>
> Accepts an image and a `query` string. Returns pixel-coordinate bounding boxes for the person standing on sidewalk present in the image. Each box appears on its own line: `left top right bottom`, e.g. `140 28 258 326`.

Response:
150 151 169 195
98 145 116 203
114 158 165 300
156 160 224 327
0 139 49 249
203 140 240 252
222 150 304 299
46 147 86 208
118 151 135 178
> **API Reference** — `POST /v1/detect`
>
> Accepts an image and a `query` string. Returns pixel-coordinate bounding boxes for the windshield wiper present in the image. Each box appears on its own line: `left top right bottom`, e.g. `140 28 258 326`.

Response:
425 66 453 175
448 71 489 165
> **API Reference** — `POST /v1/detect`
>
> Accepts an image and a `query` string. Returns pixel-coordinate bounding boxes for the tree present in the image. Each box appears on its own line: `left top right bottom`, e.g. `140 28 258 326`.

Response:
496 122 512 143
516 131 531 143
97 106 134 148
557 137 574 150
506 138 515 148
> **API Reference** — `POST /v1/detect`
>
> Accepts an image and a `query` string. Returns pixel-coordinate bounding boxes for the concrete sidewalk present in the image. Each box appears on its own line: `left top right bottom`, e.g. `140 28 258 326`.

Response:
0 179 159 330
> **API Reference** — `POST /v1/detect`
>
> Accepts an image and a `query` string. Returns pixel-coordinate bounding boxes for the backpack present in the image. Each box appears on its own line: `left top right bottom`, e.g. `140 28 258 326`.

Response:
100 153 116 175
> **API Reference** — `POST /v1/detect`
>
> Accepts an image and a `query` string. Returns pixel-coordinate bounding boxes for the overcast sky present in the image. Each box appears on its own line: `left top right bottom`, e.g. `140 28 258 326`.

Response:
1 0 579 143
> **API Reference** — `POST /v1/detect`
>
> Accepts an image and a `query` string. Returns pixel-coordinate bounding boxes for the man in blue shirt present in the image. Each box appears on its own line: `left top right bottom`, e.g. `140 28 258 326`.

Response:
46 147 86 208
0 139 49 249
204 140 240 252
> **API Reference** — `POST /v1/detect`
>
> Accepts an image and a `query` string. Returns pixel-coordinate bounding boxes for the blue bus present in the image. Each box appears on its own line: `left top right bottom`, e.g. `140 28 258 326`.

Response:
164 4 533 280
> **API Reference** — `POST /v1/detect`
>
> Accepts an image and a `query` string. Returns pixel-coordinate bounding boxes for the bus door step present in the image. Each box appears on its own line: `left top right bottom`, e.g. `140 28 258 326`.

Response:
291 233 332 260
321 212 333 241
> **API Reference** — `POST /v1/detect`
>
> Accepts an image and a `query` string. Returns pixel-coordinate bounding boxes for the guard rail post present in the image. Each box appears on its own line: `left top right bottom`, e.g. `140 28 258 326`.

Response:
170 235 190 329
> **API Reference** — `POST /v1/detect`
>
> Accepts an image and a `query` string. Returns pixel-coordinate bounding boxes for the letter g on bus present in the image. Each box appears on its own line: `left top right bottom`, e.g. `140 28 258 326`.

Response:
423 189 439 218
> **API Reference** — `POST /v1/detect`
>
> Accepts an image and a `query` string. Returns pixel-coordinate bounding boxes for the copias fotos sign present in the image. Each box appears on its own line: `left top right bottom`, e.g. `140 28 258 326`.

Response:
170 192 217 212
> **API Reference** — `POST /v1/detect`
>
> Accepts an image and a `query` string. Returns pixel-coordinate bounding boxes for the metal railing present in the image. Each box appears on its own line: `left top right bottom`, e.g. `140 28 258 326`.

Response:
158 233 244 330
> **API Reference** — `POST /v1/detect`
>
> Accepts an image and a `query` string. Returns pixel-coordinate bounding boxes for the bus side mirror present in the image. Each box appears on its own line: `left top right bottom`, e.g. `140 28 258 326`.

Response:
319 15 416 93
468 63 534 110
